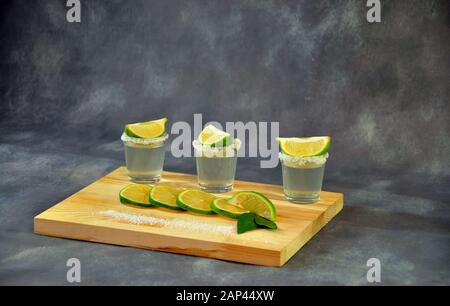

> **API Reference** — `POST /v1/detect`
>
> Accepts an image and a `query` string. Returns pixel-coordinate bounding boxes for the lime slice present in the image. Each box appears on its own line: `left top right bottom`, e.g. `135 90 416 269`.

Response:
124 118 167 139
198 125 231 147
277 136 330 157
119 184 153 207
149 185 185 210
211 198 249 219
176 189 216 214
228 191 276 221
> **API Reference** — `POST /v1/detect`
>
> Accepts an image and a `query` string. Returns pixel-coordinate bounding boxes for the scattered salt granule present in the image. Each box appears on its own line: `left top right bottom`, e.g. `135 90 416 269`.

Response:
98 210 235 235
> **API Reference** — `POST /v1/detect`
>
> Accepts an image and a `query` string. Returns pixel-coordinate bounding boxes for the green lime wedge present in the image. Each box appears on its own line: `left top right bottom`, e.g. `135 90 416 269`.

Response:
198 125 232 147
228 191 276 221
119 184 153 207
176 189 216 214
211 198 249 219
124 118 167 139
276 136 330 157
149 185 185 210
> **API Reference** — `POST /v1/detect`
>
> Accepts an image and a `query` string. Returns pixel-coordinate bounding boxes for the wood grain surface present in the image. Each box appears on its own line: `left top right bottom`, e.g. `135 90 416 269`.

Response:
34 167 343 267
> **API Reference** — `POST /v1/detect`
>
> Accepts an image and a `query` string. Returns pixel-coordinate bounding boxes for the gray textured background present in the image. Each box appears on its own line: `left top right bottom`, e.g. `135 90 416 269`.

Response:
0 0 449 285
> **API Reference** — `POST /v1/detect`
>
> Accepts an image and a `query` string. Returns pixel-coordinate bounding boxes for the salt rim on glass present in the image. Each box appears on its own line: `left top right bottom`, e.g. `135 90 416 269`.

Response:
279 152 329 168
192 139 241 158
121 132 169 146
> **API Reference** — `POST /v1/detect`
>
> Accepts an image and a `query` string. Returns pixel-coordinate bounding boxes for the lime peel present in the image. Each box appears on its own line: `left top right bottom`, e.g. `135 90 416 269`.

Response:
119 184 153 207
277 136 330 157
211 198 249 219
124 118 168 139
229 191 276 221
150 185 185 210
176 189 216 215
198 125 233 147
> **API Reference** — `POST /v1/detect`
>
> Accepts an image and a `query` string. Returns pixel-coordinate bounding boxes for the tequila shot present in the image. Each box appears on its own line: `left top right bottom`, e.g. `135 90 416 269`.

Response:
280 153 328 203
121 133 168 183
193 139 241 193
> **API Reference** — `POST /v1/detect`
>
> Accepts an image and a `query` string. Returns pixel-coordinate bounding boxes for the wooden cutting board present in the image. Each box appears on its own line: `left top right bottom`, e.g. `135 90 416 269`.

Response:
34 167 343 267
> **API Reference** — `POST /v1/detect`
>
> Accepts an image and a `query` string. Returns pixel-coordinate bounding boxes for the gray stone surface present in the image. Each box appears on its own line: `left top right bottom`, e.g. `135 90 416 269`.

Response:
0 131 448 285
0 0 449 285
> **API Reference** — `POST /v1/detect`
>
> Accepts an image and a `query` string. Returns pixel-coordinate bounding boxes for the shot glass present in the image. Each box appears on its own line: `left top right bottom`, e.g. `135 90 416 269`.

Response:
121 133 168 183
193 139 241 193
279 153 329 203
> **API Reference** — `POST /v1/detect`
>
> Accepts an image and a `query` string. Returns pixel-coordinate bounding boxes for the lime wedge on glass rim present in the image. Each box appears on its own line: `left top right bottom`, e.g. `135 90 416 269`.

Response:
276 136 330 157
124 118 167 139
211 198 249 219
119 184 153 207
149 185 184 210
228 191 276 221
198 125 232 147
176 189 216 214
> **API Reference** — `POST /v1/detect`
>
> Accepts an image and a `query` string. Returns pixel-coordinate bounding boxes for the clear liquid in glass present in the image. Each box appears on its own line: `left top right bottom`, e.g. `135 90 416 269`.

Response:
281 163 325 203
196 156 237 193
124 142 166 183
